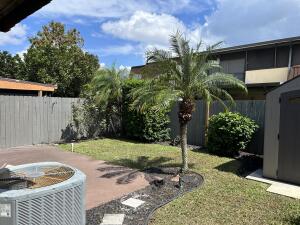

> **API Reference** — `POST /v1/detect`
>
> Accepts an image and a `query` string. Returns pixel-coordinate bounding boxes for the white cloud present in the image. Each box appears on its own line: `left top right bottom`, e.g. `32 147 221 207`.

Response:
91 32 104 38
73 18 86 25
0 24 27 46
119 65 131 71
101 0 300 58
100 11 214 56
98 63 130 76
200 0 300 46
34 0 300 62
102 11 186 47
99 44 141 56
39 0 210 19
15 46 29 60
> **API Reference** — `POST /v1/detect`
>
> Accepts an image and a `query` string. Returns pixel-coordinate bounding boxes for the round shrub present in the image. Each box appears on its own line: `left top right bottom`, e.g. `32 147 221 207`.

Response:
207 112 258 157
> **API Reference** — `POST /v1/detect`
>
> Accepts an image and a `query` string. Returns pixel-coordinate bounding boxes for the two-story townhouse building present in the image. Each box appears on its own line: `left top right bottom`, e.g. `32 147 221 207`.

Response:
131 36 300 100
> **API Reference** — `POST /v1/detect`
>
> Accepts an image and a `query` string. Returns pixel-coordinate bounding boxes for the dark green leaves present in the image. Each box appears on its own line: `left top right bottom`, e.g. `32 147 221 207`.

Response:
122 79 170 142
23 21 99 97
0 51 25 79
207 112 259 157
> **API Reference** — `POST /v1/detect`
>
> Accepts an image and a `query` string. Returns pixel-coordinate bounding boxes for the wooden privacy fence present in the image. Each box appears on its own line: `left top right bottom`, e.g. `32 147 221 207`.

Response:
169 100 266 154
0 96 79 149
0 96 266 154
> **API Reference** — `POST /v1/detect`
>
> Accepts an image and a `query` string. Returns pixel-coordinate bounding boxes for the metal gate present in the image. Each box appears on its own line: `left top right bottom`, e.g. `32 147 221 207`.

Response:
278 90 300 184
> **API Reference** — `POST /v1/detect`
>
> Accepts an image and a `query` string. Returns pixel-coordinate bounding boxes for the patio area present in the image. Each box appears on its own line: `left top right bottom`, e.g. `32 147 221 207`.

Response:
0 145 149 210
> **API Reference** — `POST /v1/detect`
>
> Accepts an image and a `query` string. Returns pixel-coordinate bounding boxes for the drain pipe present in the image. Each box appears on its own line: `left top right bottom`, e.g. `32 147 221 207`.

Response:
287 44 293 80
288 45 293 69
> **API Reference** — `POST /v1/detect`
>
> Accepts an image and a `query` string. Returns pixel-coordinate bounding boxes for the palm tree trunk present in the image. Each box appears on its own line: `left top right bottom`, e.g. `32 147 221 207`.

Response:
180 121 188 171
105 105 111 135
178 99 194 172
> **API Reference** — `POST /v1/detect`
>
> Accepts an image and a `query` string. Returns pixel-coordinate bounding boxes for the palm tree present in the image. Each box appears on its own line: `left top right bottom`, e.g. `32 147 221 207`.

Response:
130 32 247 172
88 64 127 134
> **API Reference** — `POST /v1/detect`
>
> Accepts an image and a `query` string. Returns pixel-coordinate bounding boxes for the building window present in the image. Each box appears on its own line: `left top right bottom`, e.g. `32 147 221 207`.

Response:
292 44 300 66
247 48 275 70
276 46 289 68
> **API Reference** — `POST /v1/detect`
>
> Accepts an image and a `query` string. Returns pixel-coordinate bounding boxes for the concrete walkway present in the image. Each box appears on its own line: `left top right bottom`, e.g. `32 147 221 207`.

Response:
246 169 300 199
0 145 149 209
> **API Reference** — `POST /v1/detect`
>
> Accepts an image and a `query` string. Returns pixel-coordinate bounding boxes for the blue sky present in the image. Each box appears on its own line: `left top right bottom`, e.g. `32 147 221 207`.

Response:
1 0 300 69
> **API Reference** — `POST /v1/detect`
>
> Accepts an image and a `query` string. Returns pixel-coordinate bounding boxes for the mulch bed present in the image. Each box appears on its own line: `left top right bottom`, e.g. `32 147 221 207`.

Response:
86 167 204 225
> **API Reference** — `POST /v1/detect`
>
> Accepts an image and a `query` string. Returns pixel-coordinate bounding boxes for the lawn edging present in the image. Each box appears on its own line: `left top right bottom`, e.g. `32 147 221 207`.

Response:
86 167 204 225
144 170 204 225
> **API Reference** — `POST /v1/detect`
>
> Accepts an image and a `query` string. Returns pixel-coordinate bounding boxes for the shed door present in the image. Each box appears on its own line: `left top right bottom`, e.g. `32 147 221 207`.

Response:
278 90 300 184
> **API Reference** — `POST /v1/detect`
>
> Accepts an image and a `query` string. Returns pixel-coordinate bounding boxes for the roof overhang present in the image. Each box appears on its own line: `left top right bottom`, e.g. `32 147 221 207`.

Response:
0 78 57 92
0 0 51 32
211 36 300 55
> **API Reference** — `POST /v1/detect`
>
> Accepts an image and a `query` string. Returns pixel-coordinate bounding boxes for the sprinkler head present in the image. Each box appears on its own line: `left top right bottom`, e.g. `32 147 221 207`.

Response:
179 175 183 189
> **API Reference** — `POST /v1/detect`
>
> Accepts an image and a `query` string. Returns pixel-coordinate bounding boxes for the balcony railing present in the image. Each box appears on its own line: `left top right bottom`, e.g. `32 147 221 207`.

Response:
245 67 289 84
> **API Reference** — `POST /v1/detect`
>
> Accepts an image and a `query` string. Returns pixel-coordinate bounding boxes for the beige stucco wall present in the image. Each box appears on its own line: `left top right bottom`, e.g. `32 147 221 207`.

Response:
263 76 300 179
245 67 289 84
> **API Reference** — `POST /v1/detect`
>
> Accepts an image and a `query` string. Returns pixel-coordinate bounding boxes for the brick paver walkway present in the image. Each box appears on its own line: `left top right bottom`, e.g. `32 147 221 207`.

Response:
0 145 149 210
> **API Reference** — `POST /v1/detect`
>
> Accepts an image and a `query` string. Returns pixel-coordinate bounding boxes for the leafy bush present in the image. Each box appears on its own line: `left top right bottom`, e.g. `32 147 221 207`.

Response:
207 112 258 157
72 96 122 139
122 79 170 142
72 98 106 139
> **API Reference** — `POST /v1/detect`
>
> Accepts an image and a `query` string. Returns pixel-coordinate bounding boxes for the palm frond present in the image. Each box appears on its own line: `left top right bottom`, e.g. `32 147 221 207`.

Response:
210 94 230 110
89 65 125 105
129 79 181 112
206 41 223 53
208 86 235 106
203 73 248 93
131 30 247 115
146 48 173 63
169 31 189 59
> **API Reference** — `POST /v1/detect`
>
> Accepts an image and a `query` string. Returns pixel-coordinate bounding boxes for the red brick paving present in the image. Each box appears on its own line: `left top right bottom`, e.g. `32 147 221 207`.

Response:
0 145 149 209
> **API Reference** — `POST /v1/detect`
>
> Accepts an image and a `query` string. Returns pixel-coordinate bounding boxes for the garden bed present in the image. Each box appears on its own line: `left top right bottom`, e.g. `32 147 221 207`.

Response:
86 167 203 225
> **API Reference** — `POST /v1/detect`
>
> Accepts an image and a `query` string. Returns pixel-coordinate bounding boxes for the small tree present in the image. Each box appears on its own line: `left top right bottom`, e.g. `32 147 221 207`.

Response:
130 32 247 171
86 65 127 135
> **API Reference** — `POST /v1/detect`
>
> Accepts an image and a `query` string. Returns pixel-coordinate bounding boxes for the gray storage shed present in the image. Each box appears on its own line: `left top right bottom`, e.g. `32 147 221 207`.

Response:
264 76 300 184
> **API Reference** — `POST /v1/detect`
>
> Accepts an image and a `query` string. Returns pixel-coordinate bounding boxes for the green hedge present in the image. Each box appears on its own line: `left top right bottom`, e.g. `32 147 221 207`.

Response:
122 79 170 142
207 112 258 157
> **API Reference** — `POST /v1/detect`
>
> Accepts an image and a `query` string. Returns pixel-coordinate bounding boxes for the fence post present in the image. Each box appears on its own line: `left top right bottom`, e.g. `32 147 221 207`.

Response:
204 101 210 146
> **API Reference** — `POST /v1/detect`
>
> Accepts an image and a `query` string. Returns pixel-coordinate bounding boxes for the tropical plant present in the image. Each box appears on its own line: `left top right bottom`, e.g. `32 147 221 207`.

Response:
130 31 247 171
85 65 127 135
72 97 106 139
122 79 170 142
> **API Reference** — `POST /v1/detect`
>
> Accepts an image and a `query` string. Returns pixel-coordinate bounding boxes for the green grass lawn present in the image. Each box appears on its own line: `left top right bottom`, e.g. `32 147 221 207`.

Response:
60 138 300 225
